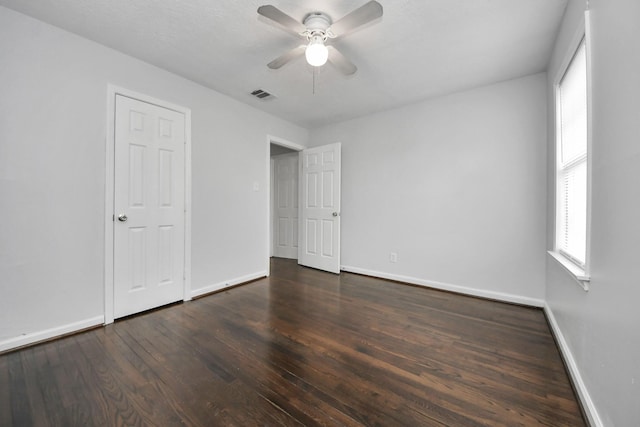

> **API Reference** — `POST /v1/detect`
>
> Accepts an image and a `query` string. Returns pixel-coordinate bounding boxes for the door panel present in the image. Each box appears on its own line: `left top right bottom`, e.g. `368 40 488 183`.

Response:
114 95 185 318
298 143 341 274
272 153 299 259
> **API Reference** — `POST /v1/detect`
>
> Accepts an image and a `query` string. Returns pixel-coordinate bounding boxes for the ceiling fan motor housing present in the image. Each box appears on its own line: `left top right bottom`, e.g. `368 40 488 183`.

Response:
302 12 333 39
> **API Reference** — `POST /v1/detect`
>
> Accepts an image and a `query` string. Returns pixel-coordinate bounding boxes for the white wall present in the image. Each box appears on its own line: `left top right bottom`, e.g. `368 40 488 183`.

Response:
545 0 640 425
0 7 307 346
309 74 548 305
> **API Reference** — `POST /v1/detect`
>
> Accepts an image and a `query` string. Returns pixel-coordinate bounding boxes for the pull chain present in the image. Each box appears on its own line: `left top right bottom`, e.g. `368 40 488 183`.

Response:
313 66 317 95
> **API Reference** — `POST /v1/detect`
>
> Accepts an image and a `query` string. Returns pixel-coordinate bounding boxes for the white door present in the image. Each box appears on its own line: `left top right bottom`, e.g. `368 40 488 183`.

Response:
272 153 299 259
113 95 185 318
298 143 341 274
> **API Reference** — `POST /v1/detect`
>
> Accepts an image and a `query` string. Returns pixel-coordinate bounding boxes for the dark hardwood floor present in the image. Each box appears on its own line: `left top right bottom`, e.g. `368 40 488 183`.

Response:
0 258 585 426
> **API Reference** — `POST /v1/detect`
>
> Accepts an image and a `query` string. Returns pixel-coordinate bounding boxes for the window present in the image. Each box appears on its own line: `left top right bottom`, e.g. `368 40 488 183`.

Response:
556 39 588 270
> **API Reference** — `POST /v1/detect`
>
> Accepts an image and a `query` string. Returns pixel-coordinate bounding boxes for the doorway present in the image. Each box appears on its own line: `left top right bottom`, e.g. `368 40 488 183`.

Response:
266 137 342 275
267 136 305 270
272 148 298 259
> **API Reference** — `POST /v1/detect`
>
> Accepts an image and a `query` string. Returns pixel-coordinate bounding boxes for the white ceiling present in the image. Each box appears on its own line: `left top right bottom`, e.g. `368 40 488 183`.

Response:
1 0 567 128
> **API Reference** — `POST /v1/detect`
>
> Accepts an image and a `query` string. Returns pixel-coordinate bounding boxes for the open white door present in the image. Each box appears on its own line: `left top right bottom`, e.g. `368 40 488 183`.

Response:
298 143 341 274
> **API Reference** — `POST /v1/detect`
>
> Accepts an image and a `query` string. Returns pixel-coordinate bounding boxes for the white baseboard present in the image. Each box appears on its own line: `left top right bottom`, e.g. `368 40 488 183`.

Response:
191 270 267 299
0 315 104 353
1 270 268 352
340 265 545 307
544 304 603 427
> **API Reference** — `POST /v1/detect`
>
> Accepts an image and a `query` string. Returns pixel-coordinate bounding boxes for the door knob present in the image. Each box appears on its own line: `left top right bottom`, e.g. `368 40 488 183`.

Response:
117 214 128 222
332 212 339 217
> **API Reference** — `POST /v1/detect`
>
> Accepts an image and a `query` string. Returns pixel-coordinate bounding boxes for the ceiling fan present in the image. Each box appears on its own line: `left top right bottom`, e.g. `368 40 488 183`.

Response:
257 1 383 75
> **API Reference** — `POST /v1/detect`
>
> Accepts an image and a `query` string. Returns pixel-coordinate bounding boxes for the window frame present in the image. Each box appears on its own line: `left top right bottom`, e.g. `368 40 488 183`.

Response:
550 11 592 290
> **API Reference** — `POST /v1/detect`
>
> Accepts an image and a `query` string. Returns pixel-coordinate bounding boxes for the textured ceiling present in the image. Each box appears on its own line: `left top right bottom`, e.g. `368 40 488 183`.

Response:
0 0 567 128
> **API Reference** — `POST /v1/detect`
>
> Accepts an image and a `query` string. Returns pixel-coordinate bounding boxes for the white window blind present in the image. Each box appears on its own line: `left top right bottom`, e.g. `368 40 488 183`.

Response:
557 40 587 267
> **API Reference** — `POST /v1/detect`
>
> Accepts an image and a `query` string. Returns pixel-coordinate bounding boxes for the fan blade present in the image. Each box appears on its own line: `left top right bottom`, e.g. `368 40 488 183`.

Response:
258 5 306 35
329 1 383 37
327 46 357 75
268 45 307 69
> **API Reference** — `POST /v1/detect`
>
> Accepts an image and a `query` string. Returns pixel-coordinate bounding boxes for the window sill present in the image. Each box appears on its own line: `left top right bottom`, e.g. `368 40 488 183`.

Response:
547 251 590 291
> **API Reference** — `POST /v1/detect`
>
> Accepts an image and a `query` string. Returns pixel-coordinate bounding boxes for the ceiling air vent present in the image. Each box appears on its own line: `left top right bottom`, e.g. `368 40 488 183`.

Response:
250 89 276 100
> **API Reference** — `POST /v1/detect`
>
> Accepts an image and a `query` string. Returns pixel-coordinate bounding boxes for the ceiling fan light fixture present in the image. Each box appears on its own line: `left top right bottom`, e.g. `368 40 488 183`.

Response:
305 35 328 67
258 2 383 73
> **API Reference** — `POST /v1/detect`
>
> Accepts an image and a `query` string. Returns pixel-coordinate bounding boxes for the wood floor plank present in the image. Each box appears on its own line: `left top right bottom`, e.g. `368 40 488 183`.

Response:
0 354 13 426
200 300 470 426
19 346 64 427
6 351 33 426
150 308 342 426
0 258 585 426
122 311 297 426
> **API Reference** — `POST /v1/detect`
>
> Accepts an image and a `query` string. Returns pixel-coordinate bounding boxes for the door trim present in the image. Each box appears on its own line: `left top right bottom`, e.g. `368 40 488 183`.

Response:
265 135 305 275
105 85 192 324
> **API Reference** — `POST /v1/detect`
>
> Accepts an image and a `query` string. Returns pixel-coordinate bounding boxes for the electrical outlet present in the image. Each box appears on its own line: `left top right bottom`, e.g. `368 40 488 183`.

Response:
389 252 398 263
